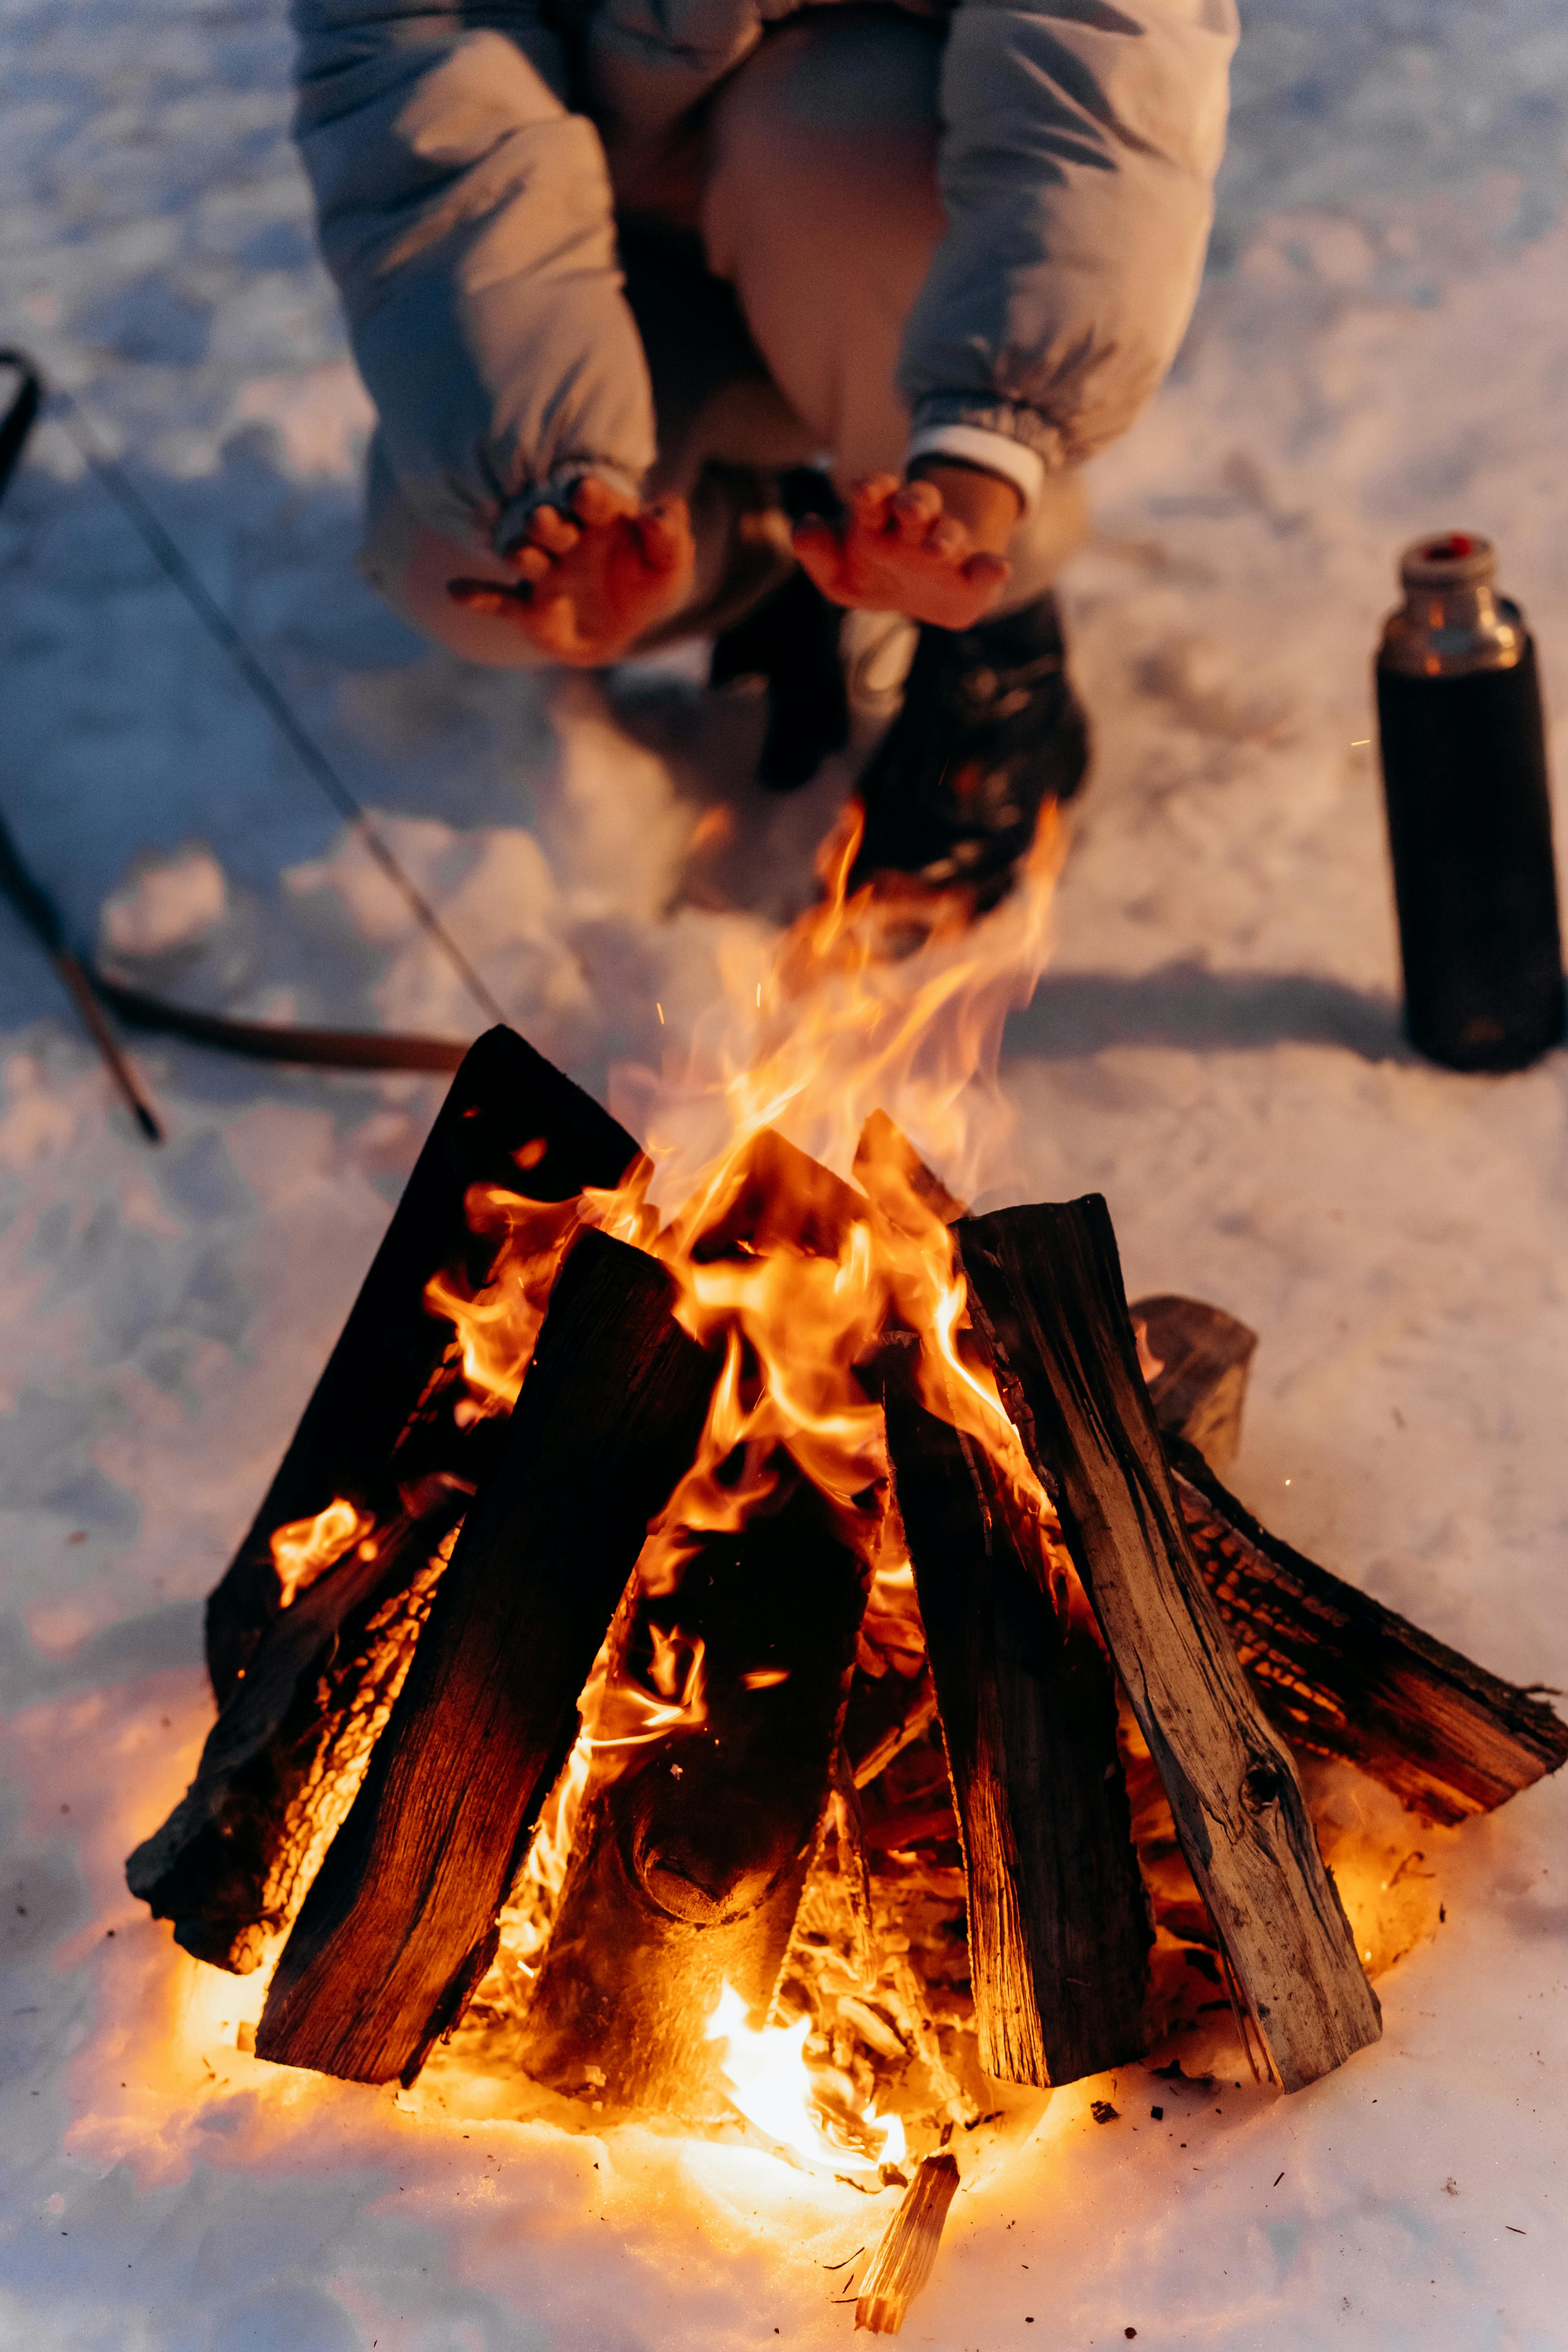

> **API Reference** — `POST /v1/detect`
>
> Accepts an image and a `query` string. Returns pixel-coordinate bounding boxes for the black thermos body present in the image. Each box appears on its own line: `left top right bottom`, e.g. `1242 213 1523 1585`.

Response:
1376 532 1565 1071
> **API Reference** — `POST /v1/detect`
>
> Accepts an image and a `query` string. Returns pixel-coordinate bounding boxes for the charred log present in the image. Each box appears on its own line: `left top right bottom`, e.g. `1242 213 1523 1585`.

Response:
1169 1434 1568 1823
882 1351 1151 2089
255 1231 717 2085
206 1025 639 1702
957 1201 1383 2093
1134 1294 1258 1476
127 1475 466 1969
521 1459 871 2115
127 1029 638 1968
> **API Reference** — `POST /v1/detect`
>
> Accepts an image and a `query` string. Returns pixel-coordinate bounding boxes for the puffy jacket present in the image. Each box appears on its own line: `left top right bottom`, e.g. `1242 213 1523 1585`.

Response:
292 0 1238 560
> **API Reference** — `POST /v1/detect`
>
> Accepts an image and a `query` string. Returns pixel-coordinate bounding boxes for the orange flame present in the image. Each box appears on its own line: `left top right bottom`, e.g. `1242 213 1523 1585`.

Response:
423 1184 580 1424
269 1497 372 1610
705 1980 907 2176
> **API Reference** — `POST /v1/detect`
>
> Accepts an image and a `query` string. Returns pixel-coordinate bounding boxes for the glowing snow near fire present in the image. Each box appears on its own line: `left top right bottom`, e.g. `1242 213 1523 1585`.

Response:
705 1981 907 2177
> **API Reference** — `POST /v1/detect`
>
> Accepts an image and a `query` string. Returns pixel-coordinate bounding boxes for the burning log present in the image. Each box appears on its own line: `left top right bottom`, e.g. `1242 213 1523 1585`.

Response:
256 1230 718 2085
1134 1293 1258 1476
126 1474 467 1969
1169 1435 1568 1823
1126 1295 1566 1819
521 1458 871 2115
127 1028 639 1968
957 1201 1383 2093
206 1025 639 1701
855 2151 961 2335
882 1350 1152 2088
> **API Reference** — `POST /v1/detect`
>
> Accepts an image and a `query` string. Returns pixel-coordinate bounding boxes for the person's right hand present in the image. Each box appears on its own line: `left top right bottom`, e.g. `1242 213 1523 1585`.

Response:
448 477 695 666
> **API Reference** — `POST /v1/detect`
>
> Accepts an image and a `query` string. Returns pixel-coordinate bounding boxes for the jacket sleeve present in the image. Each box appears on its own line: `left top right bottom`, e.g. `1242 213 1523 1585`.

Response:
898 0 1238 472
292 0 657 557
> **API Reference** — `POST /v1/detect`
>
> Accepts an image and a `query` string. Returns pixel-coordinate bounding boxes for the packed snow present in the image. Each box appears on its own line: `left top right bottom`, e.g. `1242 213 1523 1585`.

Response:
1 0 1565 2344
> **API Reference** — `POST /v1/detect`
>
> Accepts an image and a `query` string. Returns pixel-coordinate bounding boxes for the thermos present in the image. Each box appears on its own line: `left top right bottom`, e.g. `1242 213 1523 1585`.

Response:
1376 532 1565 1071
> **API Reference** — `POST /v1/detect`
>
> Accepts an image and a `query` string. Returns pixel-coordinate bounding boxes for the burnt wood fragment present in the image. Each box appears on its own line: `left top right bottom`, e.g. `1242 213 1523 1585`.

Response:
1168 1434 1568 1823
882 1352 1151 2088
521 1459 871 2116
856 2152 961 2335
1134 1294 1258 1475
958 1201 1382 2093
206 1025 639 1703
255 1231 717 2085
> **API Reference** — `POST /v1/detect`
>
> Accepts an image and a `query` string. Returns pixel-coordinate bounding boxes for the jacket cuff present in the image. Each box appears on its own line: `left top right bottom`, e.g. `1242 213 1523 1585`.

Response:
908 395 1072 476
494 460 646 556
905 423 1048 518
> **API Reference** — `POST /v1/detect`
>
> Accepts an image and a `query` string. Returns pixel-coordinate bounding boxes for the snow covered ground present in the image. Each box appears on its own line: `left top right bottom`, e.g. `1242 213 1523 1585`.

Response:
2 0 1567 2344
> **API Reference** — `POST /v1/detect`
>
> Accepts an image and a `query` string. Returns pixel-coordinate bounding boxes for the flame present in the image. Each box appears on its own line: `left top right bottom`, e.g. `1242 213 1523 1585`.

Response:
444 789 1078 2108
705 1981 907 2176
269 1497 372 1610
585 802 1073 1574
423 1184 580 1423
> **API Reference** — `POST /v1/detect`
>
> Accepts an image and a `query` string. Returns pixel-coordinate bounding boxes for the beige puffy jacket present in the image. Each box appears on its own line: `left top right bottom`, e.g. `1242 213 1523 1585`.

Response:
293 0 1238 558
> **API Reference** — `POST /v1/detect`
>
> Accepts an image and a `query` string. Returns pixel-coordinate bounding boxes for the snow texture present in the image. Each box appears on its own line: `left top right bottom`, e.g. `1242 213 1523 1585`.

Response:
2 0 1566 2343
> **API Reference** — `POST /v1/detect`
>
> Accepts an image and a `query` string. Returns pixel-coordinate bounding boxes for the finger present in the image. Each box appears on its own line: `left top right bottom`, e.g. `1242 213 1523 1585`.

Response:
447 579 528 615
637 497 693 572
926 515 969 564
570 474 636 528
508 543 552 584
959 552 1011 592
890 480 943 543
847 474 901 532
791 515 844 591
528 507 581 556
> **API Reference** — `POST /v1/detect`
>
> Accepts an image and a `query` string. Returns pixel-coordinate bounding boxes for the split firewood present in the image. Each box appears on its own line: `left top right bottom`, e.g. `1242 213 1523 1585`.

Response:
843 1662 939 1790
957 1201 1383 2093
127 1028 638 1969
1168 1434 1568 1823
255 1231 718 2085
205 1024 639 1702
521 1456 871 2116
1133 1293 1258 1475
126 1473 468 1969
882 1348 1151 2088
855 2151 961 2334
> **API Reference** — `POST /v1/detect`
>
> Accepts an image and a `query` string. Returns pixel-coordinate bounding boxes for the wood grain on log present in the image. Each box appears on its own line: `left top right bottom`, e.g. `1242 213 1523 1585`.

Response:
883 1352 1151 2087
206 1025 639 1702
256 1232 717 2085
128 1029 638 1968
127 1475 466 1969
1133 1294 1257 1476
1168 1435 1568 1823
521 1459 870 2115
957 1202 1382 2093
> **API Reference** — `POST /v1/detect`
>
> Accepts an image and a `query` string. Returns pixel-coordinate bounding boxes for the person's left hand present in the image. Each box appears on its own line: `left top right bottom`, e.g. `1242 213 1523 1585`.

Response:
792 469 1016 631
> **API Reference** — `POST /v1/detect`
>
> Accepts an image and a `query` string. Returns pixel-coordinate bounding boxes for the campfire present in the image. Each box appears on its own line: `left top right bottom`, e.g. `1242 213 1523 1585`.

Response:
126 820 1566 2333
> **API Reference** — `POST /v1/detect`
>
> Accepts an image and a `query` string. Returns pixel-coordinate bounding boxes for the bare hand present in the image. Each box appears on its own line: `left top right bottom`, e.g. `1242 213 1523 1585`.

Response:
792 471 1015 632
448 477 695 667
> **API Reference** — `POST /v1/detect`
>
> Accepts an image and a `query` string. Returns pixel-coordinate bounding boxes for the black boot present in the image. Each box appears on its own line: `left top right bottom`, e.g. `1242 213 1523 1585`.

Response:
849 593 1090 910
710 564 849 791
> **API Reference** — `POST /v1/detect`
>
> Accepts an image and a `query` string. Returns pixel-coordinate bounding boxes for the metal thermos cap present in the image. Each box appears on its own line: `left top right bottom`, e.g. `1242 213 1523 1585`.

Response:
1397 531 1497 593
1380 530 1524 677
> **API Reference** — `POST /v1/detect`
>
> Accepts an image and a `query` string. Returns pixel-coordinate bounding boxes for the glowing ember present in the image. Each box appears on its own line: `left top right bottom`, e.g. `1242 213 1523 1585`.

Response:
269 1496 371 1610
705 1981 907 2176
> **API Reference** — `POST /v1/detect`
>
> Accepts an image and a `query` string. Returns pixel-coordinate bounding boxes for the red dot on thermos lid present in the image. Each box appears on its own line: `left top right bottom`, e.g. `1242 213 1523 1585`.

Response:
1423 532 1474 561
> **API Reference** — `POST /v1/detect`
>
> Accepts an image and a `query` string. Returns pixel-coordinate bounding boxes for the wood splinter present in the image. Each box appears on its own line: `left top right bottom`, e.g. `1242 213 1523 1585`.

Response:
855 2151 961 2334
